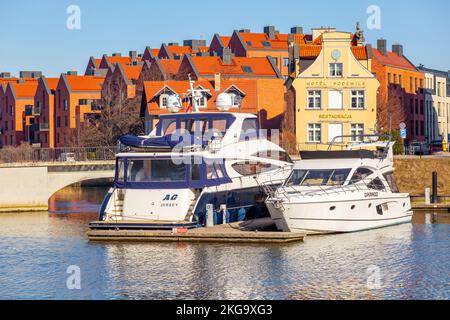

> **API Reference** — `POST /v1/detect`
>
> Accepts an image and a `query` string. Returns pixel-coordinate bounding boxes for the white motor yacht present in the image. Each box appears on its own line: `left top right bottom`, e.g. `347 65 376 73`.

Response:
262 135 413 234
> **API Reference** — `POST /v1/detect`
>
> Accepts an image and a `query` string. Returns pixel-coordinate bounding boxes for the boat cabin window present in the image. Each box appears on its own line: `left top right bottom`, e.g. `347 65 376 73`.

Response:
239 118 259 141
117 159 125 182
383 172 400 193
350 168 374 183
367 177 386 192
286 169 351 186
252 150 293 163
211 119 228 136
126 159 186 182
232 162 280 176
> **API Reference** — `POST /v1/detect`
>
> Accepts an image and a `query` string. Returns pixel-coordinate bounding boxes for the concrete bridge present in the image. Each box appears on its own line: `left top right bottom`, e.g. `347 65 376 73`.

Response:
0 161 115 212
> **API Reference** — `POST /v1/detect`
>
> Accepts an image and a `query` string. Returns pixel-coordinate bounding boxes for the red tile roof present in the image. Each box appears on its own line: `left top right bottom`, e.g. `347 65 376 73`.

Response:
190 56 278 77
159 59 182 76
240 32 289 50
220 36 231 47
45 78 59 90
143 79 259 114
371 48 417 71
65 75 105 92
9 80 39 99
122 65 143 81
165 45 193 57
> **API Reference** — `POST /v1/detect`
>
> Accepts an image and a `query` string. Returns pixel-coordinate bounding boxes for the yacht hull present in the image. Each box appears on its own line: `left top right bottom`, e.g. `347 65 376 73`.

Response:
266 195 413 233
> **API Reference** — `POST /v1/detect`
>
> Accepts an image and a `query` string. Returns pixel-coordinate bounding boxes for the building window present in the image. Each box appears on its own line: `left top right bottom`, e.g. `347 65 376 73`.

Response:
351 90 365 109
159 94 169 109
388 73 391 84
307 90 321 109
420 100 424 115
307 123 322 143
393 74 397 84
261 41 271 48
57 117 61 128
283 58 290 67
350 124 364 142
228 91 242 107
328 90 343 110
329 63 343 77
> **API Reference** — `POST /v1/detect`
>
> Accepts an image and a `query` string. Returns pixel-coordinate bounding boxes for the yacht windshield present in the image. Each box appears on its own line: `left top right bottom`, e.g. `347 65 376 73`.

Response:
286 169 351 186
127 159 186 182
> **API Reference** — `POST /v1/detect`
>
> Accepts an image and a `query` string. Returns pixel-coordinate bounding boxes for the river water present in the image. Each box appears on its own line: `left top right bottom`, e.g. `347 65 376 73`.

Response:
0 186 448 300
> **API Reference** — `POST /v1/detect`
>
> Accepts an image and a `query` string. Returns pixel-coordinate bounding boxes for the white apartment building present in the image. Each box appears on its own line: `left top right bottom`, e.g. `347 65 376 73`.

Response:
418 66 450 142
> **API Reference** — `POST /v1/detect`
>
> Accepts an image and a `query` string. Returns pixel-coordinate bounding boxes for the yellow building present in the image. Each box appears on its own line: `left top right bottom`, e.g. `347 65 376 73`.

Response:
291 30 380 150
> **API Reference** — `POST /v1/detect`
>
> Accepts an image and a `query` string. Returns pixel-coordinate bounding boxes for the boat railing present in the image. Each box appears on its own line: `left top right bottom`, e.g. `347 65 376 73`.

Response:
272 176 393 200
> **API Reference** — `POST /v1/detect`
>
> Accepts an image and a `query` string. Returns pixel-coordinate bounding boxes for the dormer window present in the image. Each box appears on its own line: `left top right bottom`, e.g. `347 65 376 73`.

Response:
246 41 253 47
159 94 169 109
197 95 207 108
226 89 244 108
261 41 271 47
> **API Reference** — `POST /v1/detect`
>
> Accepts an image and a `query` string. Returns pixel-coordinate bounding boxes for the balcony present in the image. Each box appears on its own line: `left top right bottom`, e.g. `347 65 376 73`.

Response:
29 123 40 131
39 123 50 131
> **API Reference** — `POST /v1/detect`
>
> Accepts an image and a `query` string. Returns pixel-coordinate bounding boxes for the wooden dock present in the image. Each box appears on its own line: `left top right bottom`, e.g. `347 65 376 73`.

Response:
87 219 305 244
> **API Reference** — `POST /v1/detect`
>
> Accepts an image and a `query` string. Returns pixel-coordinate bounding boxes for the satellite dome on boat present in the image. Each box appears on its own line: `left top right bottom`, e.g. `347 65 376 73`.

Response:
167 95 182 113
216 92 233 112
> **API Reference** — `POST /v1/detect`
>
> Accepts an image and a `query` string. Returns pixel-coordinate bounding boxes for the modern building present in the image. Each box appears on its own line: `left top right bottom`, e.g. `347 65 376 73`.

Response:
135 59 182 97
371 39 425 142
417 65 450 142
54 74 105 147
33 77 59 148
1 78 39 147
208 34 231 56
290 30 379 150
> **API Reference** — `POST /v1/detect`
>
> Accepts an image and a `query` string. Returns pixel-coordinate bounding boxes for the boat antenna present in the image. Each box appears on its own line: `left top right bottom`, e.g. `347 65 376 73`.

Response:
188 73 198 113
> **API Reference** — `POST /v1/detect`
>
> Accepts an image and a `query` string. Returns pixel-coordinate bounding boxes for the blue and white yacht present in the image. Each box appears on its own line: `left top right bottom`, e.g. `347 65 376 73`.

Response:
91 90 292 230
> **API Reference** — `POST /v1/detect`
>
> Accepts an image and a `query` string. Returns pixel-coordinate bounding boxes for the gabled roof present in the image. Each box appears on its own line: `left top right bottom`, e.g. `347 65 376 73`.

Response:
188 56 280 78
121 65 143 81
220 36 231 47
159 59 182 76
160 44 193 59
64 75 105 92
371 48 417 71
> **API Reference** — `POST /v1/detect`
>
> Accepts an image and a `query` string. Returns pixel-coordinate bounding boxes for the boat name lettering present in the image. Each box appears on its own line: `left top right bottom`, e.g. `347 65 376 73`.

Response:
163 194 179 201
364 192 378 198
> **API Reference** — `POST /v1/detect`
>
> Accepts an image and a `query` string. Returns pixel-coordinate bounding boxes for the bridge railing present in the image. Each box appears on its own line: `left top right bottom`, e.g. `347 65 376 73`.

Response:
0 146 117 164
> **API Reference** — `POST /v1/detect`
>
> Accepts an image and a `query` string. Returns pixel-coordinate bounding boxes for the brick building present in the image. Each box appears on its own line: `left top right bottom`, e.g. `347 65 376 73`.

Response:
371 39 425 142
33 77 59 148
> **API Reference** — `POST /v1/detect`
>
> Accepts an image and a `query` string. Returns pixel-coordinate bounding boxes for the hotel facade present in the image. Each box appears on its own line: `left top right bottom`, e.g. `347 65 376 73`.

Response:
291 31 379 150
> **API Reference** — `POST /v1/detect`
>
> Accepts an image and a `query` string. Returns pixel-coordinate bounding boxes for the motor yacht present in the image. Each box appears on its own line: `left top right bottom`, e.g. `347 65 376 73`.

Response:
262 135 413 234
91 86 292 230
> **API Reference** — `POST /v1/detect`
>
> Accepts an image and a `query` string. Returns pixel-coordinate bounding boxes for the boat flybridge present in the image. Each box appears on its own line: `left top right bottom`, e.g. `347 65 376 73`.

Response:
262 135 413 234
92 82 293 230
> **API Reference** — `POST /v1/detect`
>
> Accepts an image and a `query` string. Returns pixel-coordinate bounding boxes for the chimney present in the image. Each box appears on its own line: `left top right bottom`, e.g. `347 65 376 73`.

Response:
0 72 11 78
392 44 403 57
20 71 42 79
264 25 276 39
86 68 108 77
218 47 233 65
66 71 78 76
377 39 387 56
129 50 137 61
184 39 207 52
214 73 221 91
290 26 303 34
17 79 25 84
112 53 121 57
168 42 179 46
239 29 250 33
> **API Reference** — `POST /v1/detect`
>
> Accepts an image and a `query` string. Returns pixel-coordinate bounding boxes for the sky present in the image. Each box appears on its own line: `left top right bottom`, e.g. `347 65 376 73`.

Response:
0 0 448 77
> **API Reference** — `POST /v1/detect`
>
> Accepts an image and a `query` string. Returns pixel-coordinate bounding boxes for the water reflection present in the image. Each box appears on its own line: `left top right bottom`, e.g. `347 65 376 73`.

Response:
0 187 448 300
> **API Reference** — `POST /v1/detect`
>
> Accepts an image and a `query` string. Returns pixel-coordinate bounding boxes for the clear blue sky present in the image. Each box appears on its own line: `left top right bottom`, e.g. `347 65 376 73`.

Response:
0 0 448 77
